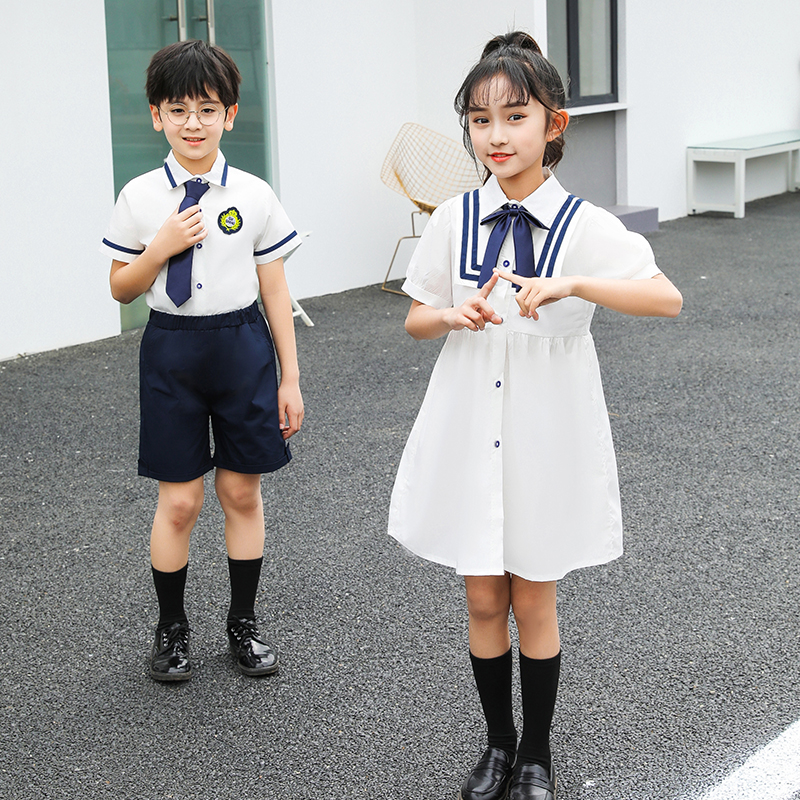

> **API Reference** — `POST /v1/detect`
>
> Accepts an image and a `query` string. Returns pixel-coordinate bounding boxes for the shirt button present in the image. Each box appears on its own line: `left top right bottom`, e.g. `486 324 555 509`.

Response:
503 260 510 267
495 380 501 388
196 243 203 249
494 440 500 448
196 283 202 289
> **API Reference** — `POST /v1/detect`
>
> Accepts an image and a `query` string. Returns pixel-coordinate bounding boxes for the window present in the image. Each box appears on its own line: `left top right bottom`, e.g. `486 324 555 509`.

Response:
547 0 618 107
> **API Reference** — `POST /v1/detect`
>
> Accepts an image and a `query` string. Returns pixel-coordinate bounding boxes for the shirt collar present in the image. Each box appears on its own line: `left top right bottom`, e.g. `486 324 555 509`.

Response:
479 169 570 229
162 150 229 189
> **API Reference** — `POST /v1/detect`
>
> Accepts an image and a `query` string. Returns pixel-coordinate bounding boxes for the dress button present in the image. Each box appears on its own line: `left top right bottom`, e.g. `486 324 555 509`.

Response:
503 260 510 267
494 440 500 448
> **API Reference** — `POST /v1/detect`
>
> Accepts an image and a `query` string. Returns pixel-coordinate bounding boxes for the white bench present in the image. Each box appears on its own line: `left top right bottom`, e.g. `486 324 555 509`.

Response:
687 130 800 218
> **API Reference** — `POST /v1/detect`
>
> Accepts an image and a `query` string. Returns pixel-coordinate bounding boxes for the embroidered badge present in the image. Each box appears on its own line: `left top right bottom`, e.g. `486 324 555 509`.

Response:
218 207 243 235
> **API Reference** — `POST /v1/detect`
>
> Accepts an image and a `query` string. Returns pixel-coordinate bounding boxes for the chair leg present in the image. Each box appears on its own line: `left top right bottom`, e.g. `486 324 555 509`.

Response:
381 235 420 295
290 294 314 326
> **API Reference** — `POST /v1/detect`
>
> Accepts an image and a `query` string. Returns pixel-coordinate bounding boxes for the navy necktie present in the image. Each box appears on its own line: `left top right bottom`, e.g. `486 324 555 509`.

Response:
477 203 547 289
166 178 210 307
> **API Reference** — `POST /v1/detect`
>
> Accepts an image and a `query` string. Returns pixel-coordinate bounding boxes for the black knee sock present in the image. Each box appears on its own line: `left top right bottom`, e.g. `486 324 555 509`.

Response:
470 648 518 757
227 556 263 620
152 563 188 628
517 650 561 769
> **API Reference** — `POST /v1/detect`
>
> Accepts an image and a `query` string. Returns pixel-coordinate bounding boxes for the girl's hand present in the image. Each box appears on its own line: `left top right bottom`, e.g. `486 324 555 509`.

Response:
442 273 503 331
494 269 575 320
149 204 208 262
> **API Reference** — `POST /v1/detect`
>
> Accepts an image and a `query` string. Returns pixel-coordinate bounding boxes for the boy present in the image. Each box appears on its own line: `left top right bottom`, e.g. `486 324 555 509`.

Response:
101 40 303 681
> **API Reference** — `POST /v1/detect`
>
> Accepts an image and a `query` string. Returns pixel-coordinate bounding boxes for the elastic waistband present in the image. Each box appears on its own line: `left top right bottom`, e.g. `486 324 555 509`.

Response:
148 302 260 331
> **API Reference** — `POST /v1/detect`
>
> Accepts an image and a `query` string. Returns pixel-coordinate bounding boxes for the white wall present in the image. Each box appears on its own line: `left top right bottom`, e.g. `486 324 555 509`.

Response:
270 0 545 300
625 0 800 221
1 2 120 361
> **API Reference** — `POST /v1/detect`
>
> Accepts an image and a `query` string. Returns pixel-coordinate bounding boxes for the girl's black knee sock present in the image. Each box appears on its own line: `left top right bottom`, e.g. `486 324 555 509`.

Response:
470 648 518 757
152 563 188 628
227 556 263 620
517 649 561 769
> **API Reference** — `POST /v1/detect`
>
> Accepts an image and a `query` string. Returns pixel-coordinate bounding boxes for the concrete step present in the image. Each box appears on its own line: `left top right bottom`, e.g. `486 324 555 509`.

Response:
604 205 659 234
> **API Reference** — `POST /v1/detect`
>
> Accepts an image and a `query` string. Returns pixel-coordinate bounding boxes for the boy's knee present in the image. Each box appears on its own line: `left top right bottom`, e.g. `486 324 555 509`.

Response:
158 483 204 530
216 473 262 516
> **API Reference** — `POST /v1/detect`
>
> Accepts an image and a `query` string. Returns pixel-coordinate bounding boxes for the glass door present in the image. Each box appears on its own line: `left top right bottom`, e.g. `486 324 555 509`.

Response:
104 0 273 329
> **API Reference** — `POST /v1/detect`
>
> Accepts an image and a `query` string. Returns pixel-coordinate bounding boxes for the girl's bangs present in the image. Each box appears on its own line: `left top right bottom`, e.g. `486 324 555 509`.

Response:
467 62 534 110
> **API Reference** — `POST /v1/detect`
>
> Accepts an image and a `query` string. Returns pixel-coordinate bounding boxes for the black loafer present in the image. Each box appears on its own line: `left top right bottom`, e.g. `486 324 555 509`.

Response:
226 615 279 676
458 746 515 800
508 762 556 800
150 620 192 682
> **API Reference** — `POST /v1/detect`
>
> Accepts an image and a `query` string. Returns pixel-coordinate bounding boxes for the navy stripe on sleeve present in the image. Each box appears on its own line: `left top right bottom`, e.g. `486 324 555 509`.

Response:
102 238 145 256
254 230 298 257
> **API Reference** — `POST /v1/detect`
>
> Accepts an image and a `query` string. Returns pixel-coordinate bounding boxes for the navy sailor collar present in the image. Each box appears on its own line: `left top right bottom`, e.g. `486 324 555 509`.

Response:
162 150 229 189
479 169 570 229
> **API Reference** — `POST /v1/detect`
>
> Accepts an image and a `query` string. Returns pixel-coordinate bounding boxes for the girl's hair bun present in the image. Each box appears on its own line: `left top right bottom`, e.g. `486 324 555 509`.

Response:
481 31 543 60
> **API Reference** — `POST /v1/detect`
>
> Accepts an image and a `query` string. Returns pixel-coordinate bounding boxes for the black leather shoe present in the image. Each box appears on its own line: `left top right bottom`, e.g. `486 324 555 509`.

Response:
458 746 515 800
508 762 556 800
150 621 191 682
226 616 279 676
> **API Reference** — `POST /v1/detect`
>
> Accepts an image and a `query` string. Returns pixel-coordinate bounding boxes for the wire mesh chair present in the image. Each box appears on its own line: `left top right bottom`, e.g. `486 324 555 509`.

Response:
380 122 483 294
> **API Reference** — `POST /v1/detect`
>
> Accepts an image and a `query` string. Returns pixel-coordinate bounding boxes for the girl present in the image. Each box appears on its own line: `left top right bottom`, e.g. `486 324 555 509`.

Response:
387 32 681 800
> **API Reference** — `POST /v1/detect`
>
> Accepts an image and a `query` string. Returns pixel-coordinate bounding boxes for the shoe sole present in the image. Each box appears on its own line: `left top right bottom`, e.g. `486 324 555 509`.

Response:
149 668 192 682
456 786 510 800
234 658 279 676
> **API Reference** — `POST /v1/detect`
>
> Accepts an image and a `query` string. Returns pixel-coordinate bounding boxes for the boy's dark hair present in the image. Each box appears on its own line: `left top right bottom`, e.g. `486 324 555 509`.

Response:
454 31 567 172
146 40 242 108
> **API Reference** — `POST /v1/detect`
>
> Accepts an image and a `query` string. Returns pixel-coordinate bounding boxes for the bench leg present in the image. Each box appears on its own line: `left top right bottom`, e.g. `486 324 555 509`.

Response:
734 153 746 218
686 153 697 215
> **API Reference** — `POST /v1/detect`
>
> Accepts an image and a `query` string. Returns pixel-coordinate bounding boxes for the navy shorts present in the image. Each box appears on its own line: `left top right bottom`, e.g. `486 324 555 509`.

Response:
138 302 291 482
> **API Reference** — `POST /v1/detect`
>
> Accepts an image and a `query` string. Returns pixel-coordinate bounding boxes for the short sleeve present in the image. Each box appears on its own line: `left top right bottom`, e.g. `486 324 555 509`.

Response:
565 207 661 281
100 187 145 263
401 202 454 309
253 183 301 264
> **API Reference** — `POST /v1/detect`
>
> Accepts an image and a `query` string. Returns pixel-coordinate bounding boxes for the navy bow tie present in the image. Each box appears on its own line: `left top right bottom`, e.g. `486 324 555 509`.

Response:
477 203 548 289
166 178 210 307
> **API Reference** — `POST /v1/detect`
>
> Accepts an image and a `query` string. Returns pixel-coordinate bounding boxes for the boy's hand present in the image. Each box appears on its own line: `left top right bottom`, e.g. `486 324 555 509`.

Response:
149 204 208 262
277 380 304 439
443 273 503 331
494 269 575 320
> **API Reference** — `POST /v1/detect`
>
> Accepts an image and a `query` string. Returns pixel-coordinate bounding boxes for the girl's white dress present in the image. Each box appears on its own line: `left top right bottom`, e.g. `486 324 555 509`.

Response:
387 172 661 581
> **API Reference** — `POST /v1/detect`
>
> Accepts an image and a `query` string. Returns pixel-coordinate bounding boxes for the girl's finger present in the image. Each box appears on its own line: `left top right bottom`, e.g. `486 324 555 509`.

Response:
478 273 499 297
474 298 498 318
493 269 516 283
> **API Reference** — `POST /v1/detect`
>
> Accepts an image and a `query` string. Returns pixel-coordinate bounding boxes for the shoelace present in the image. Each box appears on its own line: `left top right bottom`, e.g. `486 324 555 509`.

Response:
160 624 190 653
229 618 261 645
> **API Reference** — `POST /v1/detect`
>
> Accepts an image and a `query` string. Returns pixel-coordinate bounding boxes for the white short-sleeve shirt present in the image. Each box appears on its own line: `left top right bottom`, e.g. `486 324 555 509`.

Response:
388 172 662 581
101 150 300 315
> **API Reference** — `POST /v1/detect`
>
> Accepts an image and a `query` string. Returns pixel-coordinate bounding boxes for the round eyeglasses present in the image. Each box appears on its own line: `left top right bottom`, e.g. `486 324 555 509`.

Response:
160 105 228 126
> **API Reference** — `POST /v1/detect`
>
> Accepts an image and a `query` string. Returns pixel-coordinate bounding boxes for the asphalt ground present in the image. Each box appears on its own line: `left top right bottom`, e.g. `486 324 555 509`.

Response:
1 192 799 800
